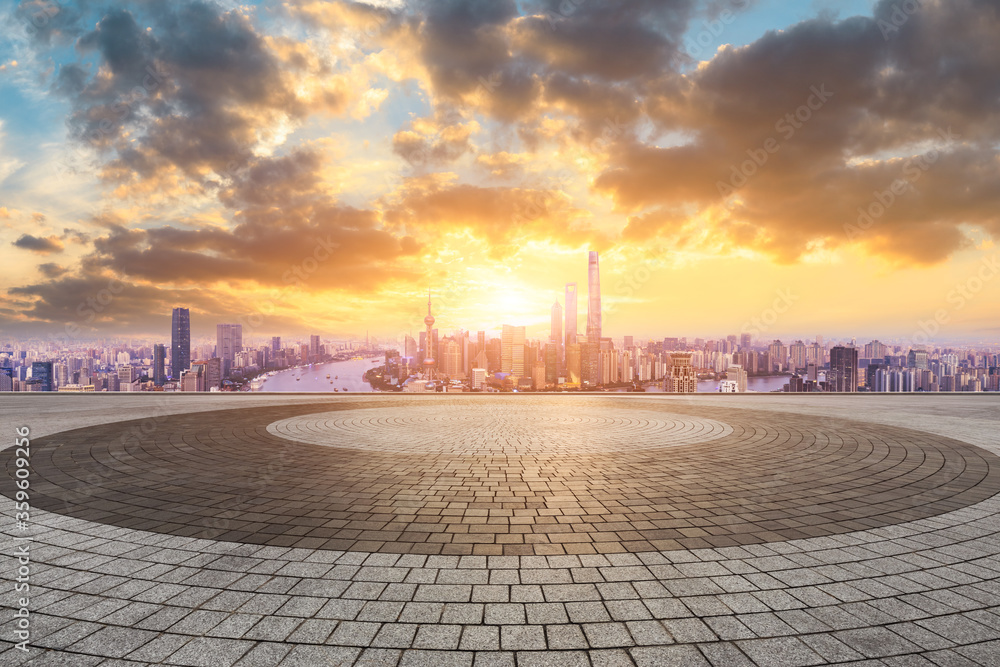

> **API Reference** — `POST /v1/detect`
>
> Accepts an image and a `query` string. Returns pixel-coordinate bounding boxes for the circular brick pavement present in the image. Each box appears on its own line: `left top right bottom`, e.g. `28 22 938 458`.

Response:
5 397 1000 557
266 404 733 454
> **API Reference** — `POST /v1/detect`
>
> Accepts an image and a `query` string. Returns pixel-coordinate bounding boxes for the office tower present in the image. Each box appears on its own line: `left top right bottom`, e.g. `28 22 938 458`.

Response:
118 365 134 386
586 251 601 342
404 335 417 358
216 324 243 377
171 307 191 380
580 341 599 385
310 335 321 359
550 301 563 365
422 293 437 378
740 333 752 350
830 345 859 392
624 336 634 349
501 325 526 375
477 331 486 352
564 283 578 350
664 354 696 393
300 344 309 364
31 361 53 392
0 368 12 392
566 343 582 385
203 358 222 390
271 336 281 353
545 342 558 384
486 338 501 371
153 344 166 385
441 338 462 378
907 348 929 370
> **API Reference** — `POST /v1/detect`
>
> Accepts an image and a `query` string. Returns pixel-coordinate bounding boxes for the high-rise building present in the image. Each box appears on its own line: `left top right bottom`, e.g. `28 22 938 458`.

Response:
564 283 578 350
180 365 204 392
471 367 488 391
830 345 859 392
580 341 599 385
310 335 321 359
271 336 281 353
501 325 526 376
665 353 696 393
550 301 563 365
740 333 752 350
586 251 601 343
907 348 929 370
197 358 222 390
216 324 243 378
440 338 463 378
171 307 191 380
153 344 166 386
31 361 53 392
727 364 748 393
789 341 807 372
566 343 581 385
545 342 558 384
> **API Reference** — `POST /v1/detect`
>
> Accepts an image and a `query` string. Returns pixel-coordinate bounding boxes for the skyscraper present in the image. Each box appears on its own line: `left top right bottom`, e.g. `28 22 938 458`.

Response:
501 324 526 375
271 336 281 353
216 323 243 378
586 251 601 343
31 361 53 392
171 307 191 381
550 301 563 365
153 344 166 386
830 345 859 392
564 283 577 350
310 334 321 360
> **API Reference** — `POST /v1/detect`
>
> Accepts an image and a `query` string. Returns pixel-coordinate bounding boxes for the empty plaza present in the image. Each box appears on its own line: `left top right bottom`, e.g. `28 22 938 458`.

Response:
3 394 1000 666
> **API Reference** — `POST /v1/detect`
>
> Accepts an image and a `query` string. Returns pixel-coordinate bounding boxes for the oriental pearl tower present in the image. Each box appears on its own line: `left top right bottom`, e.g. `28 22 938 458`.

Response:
422 291 436 379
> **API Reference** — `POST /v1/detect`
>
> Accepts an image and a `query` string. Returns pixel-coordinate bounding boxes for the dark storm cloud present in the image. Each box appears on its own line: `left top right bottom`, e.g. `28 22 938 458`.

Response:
12 234 64 254
37 263 68 278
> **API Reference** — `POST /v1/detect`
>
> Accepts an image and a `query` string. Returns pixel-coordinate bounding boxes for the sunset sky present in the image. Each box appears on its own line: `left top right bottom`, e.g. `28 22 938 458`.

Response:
1 0 998 343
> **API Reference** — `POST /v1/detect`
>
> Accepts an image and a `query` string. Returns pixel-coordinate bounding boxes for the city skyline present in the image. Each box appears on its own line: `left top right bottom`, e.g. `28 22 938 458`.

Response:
1 1 999 342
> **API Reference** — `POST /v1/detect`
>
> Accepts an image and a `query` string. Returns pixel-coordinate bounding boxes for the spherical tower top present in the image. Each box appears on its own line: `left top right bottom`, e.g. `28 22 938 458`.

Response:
424 314 435 327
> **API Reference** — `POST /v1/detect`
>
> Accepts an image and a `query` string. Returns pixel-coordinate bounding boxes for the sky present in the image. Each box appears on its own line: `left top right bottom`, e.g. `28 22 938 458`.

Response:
0 0 998 344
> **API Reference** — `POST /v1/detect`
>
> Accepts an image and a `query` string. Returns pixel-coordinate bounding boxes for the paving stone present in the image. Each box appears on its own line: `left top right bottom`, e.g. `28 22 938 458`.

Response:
8 394 1000 665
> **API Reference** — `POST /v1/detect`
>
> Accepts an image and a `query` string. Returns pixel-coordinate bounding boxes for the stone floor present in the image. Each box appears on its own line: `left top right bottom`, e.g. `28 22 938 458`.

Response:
2 393 1000 666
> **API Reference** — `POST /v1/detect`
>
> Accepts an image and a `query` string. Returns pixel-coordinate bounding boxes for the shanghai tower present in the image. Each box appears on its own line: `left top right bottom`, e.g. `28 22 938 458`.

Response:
586 251 601 342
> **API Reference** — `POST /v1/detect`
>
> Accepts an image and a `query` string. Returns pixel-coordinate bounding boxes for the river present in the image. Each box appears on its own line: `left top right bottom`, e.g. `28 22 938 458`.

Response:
259 358 377 392
640 375 792 393
260 362 791 393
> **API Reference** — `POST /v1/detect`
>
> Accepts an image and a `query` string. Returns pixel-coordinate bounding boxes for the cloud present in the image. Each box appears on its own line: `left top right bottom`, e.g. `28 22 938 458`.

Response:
594 0 1000 264
37 263 68 278
12 234 64 254
382 173 602 253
